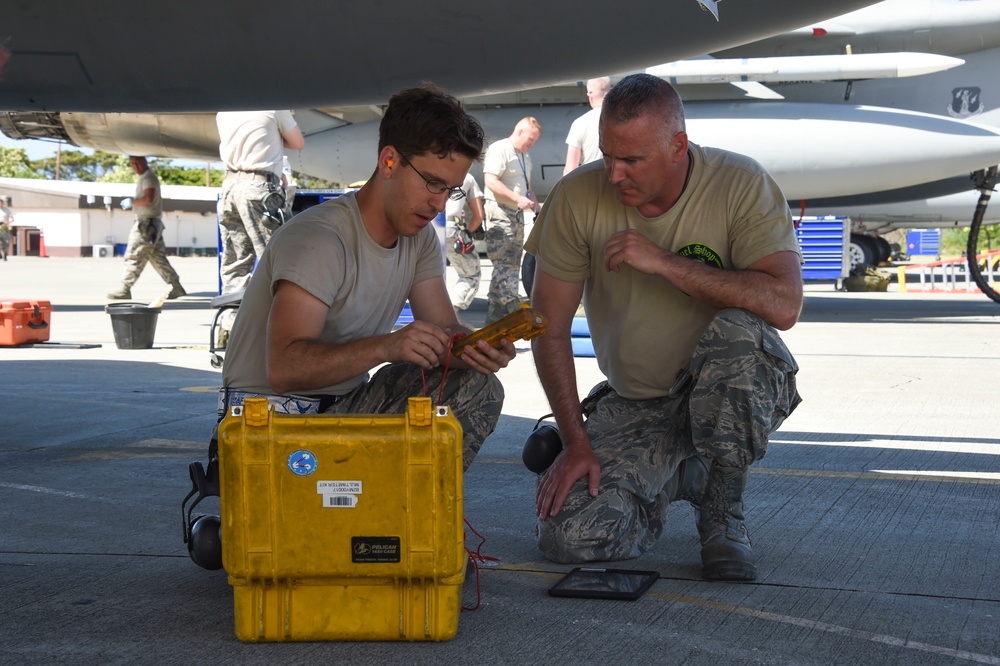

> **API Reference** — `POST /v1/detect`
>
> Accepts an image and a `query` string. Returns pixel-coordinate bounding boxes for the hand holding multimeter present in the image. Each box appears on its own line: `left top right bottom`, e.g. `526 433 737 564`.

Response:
451 307 548 356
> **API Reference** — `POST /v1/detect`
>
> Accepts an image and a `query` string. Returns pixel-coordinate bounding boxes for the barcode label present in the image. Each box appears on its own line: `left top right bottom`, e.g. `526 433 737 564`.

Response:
322 494 358 508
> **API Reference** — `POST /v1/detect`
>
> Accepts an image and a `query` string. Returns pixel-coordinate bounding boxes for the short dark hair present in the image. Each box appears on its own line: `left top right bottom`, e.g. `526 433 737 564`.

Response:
602 74 686 134
378 83 484 161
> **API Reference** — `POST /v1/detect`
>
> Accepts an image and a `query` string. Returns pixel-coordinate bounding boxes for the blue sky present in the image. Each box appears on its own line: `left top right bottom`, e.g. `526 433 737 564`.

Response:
0 134 79 160
0 134 216 168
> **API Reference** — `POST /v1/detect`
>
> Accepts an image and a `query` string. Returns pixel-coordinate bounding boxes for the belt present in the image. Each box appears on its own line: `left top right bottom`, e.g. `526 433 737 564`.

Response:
218 387 344 416
491 201 522 214
226 170 280 183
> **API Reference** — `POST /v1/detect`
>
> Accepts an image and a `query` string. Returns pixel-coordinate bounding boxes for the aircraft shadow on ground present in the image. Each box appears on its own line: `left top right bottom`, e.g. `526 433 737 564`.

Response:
0 359 221 449
799 293 1000 324
774 430 1000 446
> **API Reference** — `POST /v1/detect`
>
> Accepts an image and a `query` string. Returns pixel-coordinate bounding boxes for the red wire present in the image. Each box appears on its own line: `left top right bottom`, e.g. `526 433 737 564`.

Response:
416 335 493 610
421 333 467 403
462 517 500 611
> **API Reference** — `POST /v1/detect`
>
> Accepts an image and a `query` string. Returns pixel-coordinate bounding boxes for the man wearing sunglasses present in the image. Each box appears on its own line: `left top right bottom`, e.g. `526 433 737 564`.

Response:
221 84 515 471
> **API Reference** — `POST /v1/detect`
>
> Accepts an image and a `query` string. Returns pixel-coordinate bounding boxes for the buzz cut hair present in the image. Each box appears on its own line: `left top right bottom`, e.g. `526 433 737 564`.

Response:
601 74 686 134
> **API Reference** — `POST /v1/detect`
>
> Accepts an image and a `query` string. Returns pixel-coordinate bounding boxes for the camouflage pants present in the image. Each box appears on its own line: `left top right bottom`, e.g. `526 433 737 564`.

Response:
446 225 481 310
0 231 9 259
219 362 504 472
218 174 285 296
121 217 180 287
537 308 801 563
484 201 524 324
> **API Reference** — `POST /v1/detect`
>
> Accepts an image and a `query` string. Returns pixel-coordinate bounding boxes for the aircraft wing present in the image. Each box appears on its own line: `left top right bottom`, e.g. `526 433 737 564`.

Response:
0 0 880 113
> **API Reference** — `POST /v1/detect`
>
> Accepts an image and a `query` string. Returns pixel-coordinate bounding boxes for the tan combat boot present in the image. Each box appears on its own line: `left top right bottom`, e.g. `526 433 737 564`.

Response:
107 283 131 300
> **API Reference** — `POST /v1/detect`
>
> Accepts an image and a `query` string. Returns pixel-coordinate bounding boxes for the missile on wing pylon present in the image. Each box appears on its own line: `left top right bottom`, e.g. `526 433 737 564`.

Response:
683 102 1000 200
646 52 965 84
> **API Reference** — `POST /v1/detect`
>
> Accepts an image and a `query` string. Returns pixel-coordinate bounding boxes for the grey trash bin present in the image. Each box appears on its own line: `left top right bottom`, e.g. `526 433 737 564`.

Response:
105 303 160 349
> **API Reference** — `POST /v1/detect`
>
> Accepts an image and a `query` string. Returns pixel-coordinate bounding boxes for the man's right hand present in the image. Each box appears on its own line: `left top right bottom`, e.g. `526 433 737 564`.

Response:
385 320 451 369
536 443 601 519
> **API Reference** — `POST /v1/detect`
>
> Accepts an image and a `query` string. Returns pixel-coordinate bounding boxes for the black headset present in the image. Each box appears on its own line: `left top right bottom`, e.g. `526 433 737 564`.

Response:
181 431 223 570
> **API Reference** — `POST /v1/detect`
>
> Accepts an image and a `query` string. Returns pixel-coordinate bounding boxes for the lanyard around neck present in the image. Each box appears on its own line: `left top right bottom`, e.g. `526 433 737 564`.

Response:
515 147 528 190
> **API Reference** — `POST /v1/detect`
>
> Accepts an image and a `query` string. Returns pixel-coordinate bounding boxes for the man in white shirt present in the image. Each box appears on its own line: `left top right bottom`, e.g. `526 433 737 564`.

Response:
215 111 305 344
563 77 611 175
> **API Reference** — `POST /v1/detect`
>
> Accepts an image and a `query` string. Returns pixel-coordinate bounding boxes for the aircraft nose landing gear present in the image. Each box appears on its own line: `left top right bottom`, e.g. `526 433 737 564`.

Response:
967 166 1000 304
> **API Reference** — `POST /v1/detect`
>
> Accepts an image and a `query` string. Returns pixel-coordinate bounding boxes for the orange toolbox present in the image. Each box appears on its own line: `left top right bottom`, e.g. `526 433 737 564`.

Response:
0 300 52 346
218 396 466 642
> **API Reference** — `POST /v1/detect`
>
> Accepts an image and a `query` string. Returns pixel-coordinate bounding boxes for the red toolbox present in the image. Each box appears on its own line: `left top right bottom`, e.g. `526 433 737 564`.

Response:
0 300 53 346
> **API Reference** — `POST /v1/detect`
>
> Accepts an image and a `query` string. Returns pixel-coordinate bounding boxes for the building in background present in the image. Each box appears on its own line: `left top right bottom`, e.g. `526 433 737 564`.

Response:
0 178 219 257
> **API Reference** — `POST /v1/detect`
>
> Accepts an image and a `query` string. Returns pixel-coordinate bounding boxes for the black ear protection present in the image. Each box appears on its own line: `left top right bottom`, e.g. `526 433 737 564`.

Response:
522 414 562 474
522 383 612 474
181 430 223 570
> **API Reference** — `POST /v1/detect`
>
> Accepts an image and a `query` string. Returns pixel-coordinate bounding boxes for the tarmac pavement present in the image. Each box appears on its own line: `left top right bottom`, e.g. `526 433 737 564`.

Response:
2 254 999 665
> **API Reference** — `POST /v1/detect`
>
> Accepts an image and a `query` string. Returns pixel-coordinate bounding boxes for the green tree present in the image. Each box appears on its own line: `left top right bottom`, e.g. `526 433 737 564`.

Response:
292 171 340 189
96 154 133 183
0 146 43 179
152 160 225 187
31 149 127 181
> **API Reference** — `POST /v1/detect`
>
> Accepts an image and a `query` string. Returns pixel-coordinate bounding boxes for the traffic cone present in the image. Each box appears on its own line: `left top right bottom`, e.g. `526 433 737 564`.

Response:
38 233 48 258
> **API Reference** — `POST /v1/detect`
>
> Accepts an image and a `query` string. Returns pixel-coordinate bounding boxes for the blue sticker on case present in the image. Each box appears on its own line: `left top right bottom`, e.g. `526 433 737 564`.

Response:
287 450 317 476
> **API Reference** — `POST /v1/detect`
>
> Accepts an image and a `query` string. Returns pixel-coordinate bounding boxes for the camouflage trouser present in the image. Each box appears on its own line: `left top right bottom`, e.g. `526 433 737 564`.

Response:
446 222 481 310
0 230 10 258
484 201 524 324
121 217 180 287
218 174 285 296
219 362 504 471
537 308 801 563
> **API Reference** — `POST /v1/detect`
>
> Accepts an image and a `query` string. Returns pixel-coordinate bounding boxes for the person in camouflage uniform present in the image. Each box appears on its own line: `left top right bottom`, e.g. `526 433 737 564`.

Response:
214 111 306 347
445 172 485 311
0 196 13 260
107 157 186 300
483 117 542 324
523 74 803 581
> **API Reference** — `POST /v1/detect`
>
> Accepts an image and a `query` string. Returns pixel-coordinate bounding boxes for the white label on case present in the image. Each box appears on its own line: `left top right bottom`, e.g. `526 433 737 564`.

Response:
317 480 362 494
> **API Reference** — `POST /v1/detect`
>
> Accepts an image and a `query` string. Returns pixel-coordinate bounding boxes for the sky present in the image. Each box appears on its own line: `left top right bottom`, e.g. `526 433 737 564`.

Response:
0 133 216 169
0 133 81 160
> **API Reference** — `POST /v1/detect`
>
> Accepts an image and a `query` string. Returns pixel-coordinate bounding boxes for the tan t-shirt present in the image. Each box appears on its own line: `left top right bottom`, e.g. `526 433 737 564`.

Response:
222 192 445 395
524 143 800 400
216 110 298 176
133 168 161 218
483 137 531 207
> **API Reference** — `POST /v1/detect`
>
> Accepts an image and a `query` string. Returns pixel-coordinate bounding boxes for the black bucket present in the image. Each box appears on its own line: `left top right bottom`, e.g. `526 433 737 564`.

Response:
105 303 161 349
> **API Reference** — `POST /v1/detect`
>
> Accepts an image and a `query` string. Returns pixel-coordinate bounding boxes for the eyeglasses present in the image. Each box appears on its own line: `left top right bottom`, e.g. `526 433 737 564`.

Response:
399 154 466 201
